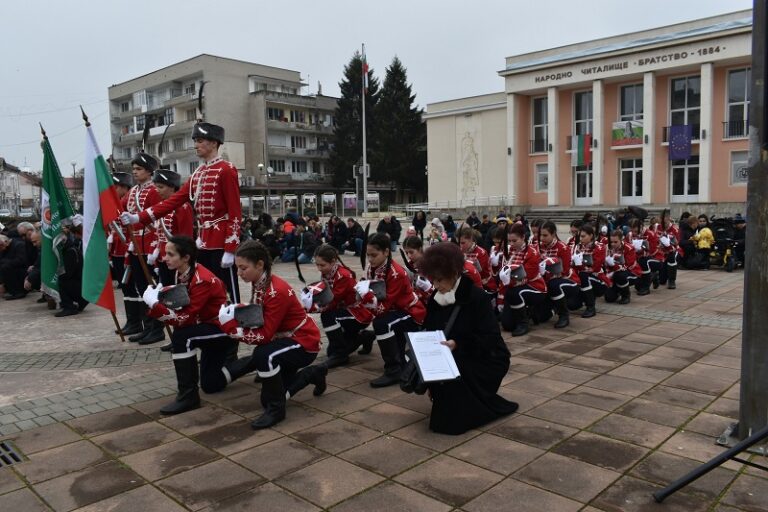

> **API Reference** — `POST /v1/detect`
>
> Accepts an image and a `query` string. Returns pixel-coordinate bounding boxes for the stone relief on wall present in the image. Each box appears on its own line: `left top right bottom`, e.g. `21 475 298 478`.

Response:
460 131 479 198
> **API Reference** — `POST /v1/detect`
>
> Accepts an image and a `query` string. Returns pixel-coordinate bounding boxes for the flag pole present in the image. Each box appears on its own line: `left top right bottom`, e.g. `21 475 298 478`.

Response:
361 43 368 215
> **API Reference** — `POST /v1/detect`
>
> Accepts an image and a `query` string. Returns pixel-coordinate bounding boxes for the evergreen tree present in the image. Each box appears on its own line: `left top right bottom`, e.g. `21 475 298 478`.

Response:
328 52 379 188
372 56 426 202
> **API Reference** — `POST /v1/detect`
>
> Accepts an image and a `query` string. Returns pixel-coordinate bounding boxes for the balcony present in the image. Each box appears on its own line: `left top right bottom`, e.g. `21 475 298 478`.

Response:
722 120 748 139
266 119 334 134
165 92 196 108
529 139 548 154
566 134 594 151
662 124 701 143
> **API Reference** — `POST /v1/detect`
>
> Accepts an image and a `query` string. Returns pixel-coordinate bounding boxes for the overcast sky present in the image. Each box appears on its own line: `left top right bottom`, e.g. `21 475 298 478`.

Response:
0 0 752 174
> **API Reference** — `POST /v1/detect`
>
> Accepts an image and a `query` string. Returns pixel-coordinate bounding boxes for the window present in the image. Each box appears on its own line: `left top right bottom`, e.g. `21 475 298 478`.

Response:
620 158 643 199
188 161 199 174
291 136 307 149
163 108 174 126
620 84 643 121
147 143 157 156
731 151 749 185
670 76 701 138
184 83 196 95
269 159 286 173
185 108 197 122
291 160 308 173
574 91 593 136
726 68 751 138
670 155 700 200
173 137 184 152
136 115 146 131
160 140 170 156
531 97 548 153
290 110 305 123
267 108 285 121
534 163 548 192
120 101 130 112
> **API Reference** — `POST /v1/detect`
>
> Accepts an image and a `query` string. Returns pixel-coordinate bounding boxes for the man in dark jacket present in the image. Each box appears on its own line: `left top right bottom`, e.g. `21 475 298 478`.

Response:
344 218 365 255
377 215 402 250
24 230 42 292
477 215 493 250
0 234 28 299
466 211 481 229
56 216 88 316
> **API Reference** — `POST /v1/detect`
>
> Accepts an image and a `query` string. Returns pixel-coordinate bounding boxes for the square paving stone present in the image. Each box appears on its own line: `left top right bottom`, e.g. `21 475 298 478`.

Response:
509 375 577 398
490 415 577 450
66 407 151 437
558 386 632 412
346 381 409 401
659 430 744 470
590 413 676 448
395 454 504 507
202 482 320 512
120 438 219 481
129 396 178 420
562 355 622 373
640 385 715 410
344 402 426 433
706 396 740 419
91 421 182 457
525 399 608 429
158 406 242 436
721 473 768 512
630 451 736 500
514 452 620 503
277 456 384 508
592 475 711 512
663 373 734 396
508 357 556 375
325 368 374 388
495 387 549 413
618 397 697 427
292 418 381 454
192 419 282 456
391 419 480 452
339 435 435 477
684 412 735 438
17 440 108 484
607 363 674 384
34 460 143 512
270 403 335 435
0 487 51 512
0 466 25 494
5 422 80 454
386 393 434 415
534 365 600 385
584 375 655 397
551 431 648 472
331 481 452 512
157 459 263 510
304 389 379 416
447 433 544 475
464 477 582 512
229 437 327 480
72 484 188 512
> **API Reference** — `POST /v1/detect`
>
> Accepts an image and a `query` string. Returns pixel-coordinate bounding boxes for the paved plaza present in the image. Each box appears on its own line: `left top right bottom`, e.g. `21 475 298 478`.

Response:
0 260 766 511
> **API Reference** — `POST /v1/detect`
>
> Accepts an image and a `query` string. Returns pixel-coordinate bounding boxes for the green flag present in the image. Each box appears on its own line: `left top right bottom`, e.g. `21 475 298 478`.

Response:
40 134 75 302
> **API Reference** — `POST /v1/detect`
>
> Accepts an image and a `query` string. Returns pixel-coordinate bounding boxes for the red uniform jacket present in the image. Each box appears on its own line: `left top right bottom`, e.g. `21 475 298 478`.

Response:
463 260 483 288
148 264 227 328
140 158 242 253
126 182 161 254
224 275 320 352
313 264 374 324
464 244 491 286
156 203 194 260
627 228 661 260
654 223 681 257
602 242 643 287
109 195 130 258
570 242 607 281
538 239 577 283
496 244 546 307
367 259 426 324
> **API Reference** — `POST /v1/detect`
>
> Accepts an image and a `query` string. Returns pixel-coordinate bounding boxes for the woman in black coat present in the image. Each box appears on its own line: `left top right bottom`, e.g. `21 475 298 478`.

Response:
412 210 427 240
417 243 518 435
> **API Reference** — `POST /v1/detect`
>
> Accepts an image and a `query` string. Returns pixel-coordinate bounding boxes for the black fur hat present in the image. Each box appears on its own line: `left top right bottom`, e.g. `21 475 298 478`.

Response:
152 169 181 190
192 122 224 144
130 153 159 173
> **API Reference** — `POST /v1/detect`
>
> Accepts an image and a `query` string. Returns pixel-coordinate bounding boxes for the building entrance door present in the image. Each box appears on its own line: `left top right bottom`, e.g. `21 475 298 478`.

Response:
574 167 593 206
620 158 643 205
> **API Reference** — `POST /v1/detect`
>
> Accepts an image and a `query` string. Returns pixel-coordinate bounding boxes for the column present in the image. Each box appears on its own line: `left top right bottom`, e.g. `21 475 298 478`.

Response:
506 93 517 203
592 79 604 205
547 87 559 206
642 71 655 204
699 62 713 202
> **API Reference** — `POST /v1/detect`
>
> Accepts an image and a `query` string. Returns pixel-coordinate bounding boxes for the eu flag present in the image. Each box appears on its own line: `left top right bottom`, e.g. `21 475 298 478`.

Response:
669 124 692 160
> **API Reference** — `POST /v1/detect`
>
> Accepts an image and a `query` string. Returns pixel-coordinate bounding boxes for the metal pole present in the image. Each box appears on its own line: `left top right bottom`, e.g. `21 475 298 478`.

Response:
738 0 768 440
361 43 368 215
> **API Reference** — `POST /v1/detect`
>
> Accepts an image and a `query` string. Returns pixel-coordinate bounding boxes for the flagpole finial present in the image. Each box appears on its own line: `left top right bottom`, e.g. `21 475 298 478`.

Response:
80 105 91 127
39 122 48 139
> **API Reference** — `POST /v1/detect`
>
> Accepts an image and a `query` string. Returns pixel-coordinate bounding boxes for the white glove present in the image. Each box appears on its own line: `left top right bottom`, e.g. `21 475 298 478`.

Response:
196 237 204 249
127 241 135 254
142 284 160 308
120 212 139 226
107 233 114 244
632 239 644 252
221 251 235 268
605 255 615 267
572 252 583 266
490 249 501 266
147 248 160 265
354 280 371 297
499 266 512 286
660 236 671 247
218 303 236 325
538 260 547 276
415 276 432 292
300 289 314 310
600 225 608 235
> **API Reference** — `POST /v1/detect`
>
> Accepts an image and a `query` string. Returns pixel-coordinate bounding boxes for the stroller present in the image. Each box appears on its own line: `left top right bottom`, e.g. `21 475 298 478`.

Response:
708 217 738 272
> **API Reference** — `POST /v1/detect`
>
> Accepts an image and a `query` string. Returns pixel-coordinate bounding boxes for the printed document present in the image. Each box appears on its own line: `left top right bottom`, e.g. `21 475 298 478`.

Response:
406 331 461 382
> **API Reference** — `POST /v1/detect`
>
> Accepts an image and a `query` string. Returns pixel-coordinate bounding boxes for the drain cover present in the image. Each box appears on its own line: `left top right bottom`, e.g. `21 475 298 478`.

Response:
0 441 24 467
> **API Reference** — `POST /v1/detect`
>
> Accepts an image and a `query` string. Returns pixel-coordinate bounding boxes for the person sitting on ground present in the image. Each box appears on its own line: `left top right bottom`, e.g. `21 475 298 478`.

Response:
690 214 715 270
24 229 42 294
343 217 365 256
416 242 519 435
56 215 89 316
0 234 29 300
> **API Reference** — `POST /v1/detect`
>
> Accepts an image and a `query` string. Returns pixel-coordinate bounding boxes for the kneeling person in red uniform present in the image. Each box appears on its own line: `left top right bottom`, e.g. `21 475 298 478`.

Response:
219 241 325 429
142 236 237 415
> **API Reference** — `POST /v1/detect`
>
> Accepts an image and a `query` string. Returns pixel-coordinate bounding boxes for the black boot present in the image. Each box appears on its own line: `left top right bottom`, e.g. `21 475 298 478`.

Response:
553 298 569 329
323 328 350 369
667 265 677 290
251 374 286 429
138 318 166 345
511 307 529 337
160 357 201 415
636 275 651 296
286 365 328 398
160 342 172 352
581 289 596 318
618 287 631 305
357 330 375 355
651 271 660 289
117 300 143 335
128 305 151 342
370 337 402 388
223 355 259 383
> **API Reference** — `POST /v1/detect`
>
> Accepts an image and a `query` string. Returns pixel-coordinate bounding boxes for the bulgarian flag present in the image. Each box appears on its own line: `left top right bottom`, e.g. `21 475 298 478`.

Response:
361 44 369 95
82 124 122 312
571 134 592 167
